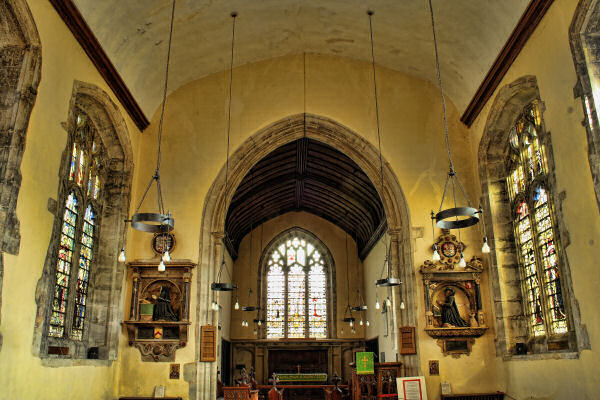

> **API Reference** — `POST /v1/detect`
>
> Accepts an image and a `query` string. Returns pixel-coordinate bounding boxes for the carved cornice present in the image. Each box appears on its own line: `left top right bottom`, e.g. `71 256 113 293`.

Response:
461 0 555 126
425 327 488 338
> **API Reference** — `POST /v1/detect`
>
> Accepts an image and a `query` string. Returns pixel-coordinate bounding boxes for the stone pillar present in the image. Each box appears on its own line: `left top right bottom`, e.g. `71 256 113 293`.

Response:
196 232 224 400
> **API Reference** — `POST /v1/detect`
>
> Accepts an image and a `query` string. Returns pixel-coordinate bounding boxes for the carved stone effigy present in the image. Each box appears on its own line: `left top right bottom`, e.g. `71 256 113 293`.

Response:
420 230 487 357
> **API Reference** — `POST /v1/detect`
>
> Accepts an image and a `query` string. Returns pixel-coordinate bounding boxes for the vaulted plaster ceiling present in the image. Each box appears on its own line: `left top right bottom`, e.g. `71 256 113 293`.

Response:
72 0 528 117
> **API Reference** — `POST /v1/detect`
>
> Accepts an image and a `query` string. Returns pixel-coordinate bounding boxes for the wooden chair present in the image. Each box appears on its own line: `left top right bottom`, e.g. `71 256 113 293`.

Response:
267 373 284 400
222 386 259 400
326 373 344 400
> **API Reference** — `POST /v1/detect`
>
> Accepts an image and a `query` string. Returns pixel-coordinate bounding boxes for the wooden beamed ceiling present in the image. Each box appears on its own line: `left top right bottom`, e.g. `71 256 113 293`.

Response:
225 138 386 260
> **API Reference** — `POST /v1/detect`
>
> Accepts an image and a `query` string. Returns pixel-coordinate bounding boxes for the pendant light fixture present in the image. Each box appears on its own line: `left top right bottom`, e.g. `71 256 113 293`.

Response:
242 172 259 312
427 0 481 232
118 0 177 267
342 233 356 328
367 11 401 288
211 12 239 292
254 224 266 327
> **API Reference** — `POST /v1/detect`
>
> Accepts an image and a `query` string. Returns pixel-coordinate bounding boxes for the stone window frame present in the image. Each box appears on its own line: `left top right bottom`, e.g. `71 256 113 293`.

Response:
570 0 600 214
478 75 589 359
258 227 337 340
32 81 133 364
0 0 41 350
47 111 107 342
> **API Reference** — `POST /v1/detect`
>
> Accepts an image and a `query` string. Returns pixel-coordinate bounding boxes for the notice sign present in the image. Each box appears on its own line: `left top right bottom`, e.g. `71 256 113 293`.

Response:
356 352 374 375
397 376 428 400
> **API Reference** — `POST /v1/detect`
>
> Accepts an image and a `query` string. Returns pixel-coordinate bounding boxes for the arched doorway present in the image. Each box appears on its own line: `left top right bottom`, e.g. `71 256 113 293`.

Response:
193 114 415 400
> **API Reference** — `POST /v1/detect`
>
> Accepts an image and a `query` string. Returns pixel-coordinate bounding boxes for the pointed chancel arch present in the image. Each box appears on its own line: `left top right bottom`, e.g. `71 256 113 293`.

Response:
194 114 416 400
32 81 133 362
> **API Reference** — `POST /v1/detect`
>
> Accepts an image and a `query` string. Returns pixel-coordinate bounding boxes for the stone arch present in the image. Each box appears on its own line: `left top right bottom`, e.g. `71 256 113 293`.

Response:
32 81 133 363
257 226 338 339
0 0 42 254
193 114 416 400
478 76 588 356
570 0 600 214
0 0 41 352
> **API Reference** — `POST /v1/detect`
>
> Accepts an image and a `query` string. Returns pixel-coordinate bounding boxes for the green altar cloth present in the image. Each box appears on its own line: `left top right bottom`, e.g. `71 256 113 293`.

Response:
274 373 328 383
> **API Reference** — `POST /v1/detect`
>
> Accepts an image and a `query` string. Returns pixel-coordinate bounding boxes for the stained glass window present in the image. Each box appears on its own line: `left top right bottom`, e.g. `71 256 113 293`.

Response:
48 111 104 341
265 232 328 339
49 192 78 338
506 101 568 338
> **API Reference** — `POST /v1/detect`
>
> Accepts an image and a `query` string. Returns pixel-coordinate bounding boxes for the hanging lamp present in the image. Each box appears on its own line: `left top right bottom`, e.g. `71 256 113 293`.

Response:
427 0 480 232
253 225 266 326
118 0 177 266
342 233 356 328
242 171 260 312
367 11 401 288
211 12 239 292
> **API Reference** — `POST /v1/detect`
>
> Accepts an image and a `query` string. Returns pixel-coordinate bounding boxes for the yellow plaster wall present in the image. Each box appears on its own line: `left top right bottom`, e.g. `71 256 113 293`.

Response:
229 211 365 341
0 1 142 399
468 0 600 398
124 52 494 398
6 1 599 399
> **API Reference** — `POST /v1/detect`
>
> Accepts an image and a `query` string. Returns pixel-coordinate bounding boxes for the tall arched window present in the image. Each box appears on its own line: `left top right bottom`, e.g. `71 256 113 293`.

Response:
506 101 568 338
264 230 331 339
49 112 104 340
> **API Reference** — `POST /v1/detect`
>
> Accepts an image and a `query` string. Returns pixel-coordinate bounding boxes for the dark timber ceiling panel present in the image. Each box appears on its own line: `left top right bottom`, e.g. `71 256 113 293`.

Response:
225 138 386 260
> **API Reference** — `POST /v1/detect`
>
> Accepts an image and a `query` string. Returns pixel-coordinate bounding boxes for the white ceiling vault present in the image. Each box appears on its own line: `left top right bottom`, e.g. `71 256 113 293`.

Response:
72 0 529 118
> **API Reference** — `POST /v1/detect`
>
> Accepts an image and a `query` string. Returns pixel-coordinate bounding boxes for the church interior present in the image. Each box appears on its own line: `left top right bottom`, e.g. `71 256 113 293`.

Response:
1 0 600 399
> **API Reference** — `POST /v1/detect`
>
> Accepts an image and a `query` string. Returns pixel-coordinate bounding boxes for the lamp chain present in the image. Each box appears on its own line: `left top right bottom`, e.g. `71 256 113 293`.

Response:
222 12 237 264
427 0 453 172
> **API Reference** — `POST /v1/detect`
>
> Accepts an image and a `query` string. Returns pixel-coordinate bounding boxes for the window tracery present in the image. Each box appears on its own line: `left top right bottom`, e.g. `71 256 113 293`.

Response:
265 232 329 339
506 101 568 338
49 112 104 341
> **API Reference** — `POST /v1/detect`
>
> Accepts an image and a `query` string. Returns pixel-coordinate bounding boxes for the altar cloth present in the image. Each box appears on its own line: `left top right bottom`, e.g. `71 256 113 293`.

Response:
274 373 328 383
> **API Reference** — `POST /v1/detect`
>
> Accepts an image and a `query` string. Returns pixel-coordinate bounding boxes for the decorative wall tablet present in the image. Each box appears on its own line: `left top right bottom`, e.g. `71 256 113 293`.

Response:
123 260 195 361
420 230 487 357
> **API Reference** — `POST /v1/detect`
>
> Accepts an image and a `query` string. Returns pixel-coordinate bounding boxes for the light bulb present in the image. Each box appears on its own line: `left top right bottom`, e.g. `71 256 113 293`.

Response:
211 301 219 311
351 328 356 334
158 260 166 272
359 319 363 326
257 320 262 326
234 299 240 310
385 297 392 307
400 301 405 310
349 320 354 328
241 320 245 327
482 237 490 253
366 320 370 327
118 248 126 263
162 250 171 262
432 248 441 262
375 299 380 310
253 329 257 336
459 253 466 268
341 328 344 335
